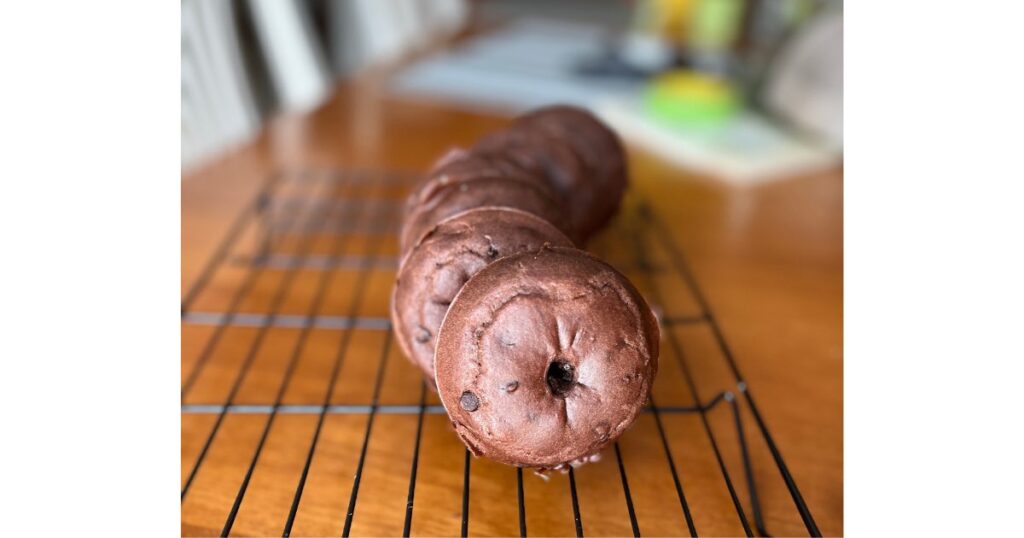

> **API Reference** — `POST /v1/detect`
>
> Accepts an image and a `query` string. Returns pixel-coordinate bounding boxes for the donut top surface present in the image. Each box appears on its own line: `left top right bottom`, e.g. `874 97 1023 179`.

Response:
392 207 574 378
434 246 660 468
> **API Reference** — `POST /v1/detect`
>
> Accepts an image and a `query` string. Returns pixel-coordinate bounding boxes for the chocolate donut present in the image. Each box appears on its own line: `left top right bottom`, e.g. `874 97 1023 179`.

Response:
392 207 574 379
399 175 574 255
519 106 624 172
517 106 628 237
475 106 628 240
434 246 659 468
403 148 552 217
473 128 585 201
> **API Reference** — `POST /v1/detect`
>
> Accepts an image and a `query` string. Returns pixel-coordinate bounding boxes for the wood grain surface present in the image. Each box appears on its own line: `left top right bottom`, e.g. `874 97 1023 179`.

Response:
182 74 843 537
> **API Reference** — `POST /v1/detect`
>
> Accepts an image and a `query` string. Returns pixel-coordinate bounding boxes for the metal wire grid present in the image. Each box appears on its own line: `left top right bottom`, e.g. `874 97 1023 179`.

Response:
180 169 821 537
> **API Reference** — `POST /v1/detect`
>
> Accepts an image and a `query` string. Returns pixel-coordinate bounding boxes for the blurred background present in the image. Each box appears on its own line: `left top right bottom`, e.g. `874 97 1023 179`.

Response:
182 0 841 182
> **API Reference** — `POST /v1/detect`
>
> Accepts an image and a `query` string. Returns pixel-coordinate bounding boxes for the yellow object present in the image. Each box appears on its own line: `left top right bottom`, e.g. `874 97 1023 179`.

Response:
634 0 696 45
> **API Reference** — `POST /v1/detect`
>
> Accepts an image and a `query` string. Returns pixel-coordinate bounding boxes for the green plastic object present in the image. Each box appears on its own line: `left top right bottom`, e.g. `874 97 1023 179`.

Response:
644 70 739 127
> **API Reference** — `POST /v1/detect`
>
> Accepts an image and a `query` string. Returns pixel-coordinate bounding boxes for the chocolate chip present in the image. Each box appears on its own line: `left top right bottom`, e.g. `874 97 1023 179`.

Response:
486 245 499 258
460 391 480 412
414 325 431 343
501 381 519 393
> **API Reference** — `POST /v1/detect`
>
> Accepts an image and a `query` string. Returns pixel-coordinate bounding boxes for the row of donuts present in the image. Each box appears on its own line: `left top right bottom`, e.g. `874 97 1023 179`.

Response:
390 106 660 469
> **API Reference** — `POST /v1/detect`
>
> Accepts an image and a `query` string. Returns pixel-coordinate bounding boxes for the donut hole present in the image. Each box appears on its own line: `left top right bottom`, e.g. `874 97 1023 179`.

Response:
546 360 576 397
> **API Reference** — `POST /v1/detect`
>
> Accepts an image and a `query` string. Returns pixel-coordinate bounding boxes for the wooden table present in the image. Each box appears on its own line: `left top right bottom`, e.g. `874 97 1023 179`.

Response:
182 76 843 537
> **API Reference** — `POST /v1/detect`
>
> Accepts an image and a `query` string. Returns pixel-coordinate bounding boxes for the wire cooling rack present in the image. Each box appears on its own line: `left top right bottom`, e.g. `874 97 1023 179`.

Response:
181 169 821 537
